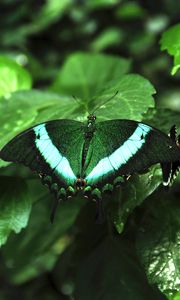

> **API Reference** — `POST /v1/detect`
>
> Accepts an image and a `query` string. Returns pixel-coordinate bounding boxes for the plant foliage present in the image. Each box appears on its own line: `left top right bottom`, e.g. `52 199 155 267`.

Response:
0 1 179 300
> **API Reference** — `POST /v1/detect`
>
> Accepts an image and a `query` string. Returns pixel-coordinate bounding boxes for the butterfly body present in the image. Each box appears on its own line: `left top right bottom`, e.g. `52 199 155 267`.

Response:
0 115 180 221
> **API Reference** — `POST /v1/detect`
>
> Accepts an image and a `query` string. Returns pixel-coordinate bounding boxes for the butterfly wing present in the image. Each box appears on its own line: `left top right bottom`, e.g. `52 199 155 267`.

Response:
85 120 180 185
0 120 84 187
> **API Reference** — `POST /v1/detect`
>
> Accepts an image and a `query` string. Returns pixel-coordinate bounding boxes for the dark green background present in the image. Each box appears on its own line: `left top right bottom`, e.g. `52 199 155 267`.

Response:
0 1 180 300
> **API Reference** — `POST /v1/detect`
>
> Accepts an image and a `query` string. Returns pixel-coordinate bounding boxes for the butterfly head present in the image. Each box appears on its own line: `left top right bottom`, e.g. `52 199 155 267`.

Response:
75 178 86 190
87 114 96 121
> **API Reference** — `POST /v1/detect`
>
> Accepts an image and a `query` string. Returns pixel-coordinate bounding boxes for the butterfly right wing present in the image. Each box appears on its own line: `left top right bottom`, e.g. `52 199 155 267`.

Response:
85 120 180 186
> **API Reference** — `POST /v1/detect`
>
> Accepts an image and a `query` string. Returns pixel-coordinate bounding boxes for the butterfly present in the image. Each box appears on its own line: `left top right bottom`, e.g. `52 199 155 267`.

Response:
0 114 180 222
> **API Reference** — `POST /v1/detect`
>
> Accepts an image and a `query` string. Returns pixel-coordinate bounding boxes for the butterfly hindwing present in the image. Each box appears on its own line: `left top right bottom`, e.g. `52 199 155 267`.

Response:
85 120 180 185
0 120 84 187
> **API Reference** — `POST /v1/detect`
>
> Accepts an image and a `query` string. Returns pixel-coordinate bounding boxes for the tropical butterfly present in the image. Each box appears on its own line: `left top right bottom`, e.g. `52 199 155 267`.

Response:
0 114 180 222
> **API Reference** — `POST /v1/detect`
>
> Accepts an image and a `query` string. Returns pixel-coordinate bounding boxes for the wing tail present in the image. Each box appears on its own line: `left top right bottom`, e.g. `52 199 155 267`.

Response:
161 125 180 186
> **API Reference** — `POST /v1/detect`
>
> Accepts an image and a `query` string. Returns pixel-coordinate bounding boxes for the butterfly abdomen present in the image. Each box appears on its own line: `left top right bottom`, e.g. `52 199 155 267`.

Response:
82 114 96 170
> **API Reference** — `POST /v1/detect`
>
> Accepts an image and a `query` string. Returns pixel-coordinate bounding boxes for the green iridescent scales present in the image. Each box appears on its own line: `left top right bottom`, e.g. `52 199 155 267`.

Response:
0 116 180 219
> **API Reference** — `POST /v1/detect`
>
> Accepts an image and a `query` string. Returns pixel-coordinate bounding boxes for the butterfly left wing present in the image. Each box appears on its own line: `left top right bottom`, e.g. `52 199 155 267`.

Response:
0 120 84 189
84 120 180 186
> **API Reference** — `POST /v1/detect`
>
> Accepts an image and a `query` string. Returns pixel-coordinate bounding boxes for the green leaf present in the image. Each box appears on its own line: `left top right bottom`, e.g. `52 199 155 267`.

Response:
2 193 84 284
93 74 155 121
86 0 121 9
0 176 31 246
157 89 180 112
172 291 180 300
34 0 72 30
74 237 167 300
91 28 123 52
129 32 155 56
50 52 131 100
0 56 32 97
136 192 180 299
113 166 162 233
0 90 76 167
160 23 180 75
143 108 180 133
47 75 156 122
116 2 146 19
43 73 156 123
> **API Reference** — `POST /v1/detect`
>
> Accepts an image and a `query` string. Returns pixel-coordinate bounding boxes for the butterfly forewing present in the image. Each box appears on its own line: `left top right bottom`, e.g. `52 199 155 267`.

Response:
0 120 84 187
85 120 180 185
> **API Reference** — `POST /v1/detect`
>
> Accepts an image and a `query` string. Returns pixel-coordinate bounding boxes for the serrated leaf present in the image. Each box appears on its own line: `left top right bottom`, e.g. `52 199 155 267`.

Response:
39 74 156 123
0 176 31 246
2 193 84 284
0 74 156 168
136 192 180 299
0 56 32 97
50 52 131 100
93 74 155 121
160 24 180 75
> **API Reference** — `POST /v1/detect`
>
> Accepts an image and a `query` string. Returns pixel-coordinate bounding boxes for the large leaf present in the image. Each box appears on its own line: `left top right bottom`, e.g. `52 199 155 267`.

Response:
1 191 84 284
50 52 131 100
0 56 32 97
113 166 162 234
93 74 155 121
41 74 156 122
74 237 166 300
52 204 167 300
0 90 77 167
160 23 180 75
136 191 180 299
0 176 31 246
0 74 156 168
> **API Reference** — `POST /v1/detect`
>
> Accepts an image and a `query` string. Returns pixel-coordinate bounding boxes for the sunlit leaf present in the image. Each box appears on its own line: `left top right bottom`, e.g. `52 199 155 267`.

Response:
160 23 180 75
93 74 155 121
136 193 180 299
35 0 72 29
0 56 32 97
50 52 131 100
0 90 75 167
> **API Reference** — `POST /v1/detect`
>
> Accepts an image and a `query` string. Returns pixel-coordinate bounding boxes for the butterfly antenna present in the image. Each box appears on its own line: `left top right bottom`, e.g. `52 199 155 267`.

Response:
92 90 119 114
72 95 88 112
72 95 81 105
